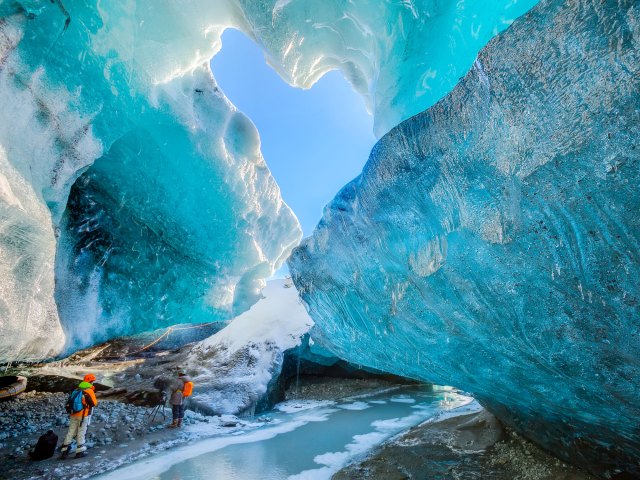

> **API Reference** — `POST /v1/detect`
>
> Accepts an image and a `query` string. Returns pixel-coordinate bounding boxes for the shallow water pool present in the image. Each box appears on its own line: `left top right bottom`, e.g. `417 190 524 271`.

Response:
101 385 475 480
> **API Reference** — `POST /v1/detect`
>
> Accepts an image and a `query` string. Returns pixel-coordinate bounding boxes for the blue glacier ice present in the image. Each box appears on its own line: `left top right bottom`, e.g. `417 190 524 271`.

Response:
290 0 640 476
1 0 637 475
234 0 539 136
0 2 301 359
0 0 536 359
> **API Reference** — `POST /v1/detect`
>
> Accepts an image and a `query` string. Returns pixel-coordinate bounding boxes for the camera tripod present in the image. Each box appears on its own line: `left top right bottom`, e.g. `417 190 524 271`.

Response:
147 391 167 425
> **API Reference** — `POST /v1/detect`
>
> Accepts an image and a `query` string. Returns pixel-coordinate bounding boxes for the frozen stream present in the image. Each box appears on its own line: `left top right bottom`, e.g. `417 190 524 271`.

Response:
101 386 477 480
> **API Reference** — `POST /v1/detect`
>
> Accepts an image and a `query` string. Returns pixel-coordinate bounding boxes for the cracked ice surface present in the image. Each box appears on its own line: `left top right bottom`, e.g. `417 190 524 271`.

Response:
290 0 640 475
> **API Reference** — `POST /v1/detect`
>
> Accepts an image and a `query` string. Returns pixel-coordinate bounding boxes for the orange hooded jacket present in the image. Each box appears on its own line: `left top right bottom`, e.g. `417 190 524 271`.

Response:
70 381 98 418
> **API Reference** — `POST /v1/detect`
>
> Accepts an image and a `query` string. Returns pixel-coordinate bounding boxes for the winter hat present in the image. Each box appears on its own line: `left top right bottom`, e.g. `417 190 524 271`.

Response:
83 373 96 383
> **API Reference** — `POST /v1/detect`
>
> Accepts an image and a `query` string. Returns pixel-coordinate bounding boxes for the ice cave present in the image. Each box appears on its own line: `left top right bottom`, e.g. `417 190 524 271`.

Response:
0 0 637 478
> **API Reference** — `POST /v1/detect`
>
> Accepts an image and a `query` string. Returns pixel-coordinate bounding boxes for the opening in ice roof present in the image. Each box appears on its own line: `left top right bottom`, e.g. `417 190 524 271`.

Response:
211 28 376 238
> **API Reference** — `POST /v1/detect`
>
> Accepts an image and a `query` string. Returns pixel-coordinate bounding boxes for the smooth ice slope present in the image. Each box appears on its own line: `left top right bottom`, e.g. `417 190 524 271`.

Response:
0 0 537 360
290 0 640 476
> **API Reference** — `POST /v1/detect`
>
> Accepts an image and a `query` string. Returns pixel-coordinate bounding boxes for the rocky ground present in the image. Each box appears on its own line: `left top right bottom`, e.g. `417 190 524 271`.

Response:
333 409 595 480
284 376 407 402
0 376 601 480
0 389 249 480
0 370 411 480
0 362 601 480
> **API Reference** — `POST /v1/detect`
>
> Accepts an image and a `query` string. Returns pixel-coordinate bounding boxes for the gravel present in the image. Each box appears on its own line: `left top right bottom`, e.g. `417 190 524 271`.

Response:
0 390 216 480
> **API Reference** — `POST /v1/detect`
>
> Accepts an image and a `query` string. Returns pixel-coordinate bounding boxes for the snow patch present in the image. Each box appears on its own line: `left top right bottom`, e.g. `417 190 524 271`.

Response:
198 278 313 353
337 401 370 411
276 400 337 414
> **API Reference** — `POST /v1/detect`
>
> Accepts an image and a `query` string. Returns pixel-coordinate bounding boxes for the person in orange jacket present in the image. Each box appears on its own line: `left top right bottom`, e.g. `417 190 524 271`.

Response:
60 374 98 459
168 372 193 428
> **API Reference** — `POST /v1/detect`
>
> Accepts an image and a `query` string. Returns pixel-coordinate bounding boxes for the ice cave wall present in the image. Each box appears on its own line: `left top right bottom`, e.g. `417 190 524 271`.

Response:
0 12 102 360
289 0 639 475
0 1 301 360
0 0 535 361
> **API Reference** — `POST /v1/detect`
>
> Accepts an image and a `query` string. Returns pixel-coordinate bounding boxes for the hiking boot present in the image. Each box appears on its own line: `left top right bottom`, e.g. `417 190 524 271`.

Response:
75 451 87 459
167 420 178 428
177 419 183 428
59 448 70 460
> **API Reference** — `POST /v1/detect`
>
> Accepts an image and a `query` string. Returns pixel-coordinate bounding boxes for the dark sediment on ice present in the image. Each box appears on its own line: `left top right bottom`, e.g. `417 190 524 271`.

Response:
333 409 595 480
258 345 419 412
283 375 415 402
23 375 110 395
20 334 415 415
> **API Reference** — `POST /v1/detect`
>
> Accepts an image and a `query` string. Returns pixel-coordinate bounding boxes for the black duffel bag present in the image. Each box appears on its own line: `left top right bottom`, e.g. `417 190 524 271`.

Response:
29 429 58 460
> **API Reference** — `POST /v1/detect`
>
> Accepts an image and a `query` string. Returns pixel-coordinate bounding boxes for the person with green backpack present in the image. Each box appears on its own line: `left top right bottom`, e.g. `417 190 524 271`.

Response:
59 374 98 459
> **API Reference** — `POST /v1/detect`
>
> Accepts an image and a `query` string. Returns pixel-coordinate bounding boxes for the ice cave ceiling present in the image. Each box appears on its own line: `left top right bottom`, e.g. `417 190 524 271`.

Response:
0 0 638 476
0 0 536 359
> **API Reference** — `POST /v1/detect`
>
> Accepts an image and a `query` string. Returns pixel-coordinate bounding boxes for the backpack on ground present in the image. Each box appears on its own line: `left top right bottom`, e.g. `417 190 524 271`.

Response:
182 381 194 397
65 388 85 414
29 430 58 461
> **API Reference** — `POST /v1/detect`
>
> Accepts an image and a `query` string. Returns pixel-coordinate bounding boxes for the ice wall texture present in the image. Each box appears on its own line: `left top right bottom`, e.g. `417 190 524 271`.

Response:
289 0 640 475
238 0 539 137
0 2 300 360
0 0 537 360
0 13 102 359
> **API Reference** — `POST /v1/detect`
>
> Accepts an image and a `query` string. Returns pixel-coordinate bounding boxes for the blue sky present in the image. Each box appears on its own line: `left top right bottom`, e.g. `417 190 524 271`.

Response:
211 28 376 238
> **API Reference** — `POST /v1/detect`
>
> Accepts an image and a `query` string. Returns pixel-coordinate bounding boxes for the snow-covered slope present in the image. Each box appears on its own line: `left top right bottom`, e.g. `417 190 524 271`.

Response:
184 279 313 414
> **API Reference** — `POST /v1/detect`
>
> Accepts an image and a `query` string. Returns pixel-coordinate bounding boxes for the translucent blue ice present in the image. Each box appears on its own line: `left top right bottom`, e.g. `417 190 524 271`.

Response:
0 0 536 359
235 0 539 136
290 0 640 475
0 2 300 358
